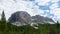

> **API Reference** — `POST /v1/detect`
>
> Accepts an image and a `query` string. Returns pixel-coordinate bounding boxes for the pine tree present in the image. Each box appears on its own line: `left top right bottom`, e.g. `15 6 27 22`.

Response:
56 21 60 34
1 10 6 23
0 20 1 24
57 21 59 28
0 10 7 32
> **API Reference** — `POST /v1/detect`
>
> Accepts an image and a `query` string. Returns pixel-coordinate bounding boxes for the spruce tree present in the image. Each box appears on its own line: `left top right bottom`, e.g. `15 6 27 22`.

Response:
56 21 60 34
1 10 6 23
0 10 7 31
57 21 59 28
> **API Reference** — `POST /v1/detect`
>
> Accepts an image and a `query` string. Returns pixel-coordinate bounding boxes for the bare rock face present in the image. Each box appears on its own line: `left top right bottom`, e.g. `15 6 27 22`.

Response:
8 11 55 26
8 11 32 26
32 15 55 24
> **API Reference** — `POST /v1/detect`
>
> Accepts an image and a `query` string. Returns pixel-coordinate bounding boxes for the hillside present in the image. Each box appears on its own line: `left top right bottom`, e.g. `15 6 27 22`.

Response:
0 11 60 34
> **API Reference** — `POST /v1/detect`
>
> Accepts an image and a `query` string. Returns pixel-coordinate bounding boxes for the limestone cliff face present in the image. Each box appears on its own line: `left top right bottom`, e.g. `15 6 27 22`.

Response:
32 15 55 24
8 11 32 26
8 11 55 26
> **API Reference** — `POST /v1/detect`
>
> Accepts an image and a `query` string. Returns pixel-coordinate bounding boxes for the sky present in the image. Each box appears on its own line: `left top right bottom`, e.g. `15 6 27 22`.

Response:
0 0 60 22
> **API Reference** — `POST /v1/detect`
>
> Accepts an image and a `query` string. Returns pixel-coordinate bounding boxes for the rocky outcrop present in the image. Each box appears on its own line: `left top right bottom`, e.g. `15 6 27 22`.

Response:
8 11 55 26
32 15 55 24
8 11 32 26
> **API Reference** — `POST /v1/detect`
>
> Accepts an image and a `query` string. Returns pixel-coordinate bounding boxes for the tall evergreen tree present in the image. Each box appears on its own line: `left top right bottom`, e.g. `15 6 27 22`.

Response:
56 21 60 34
0 10 7 31
56 21 60 28
1 10 6 22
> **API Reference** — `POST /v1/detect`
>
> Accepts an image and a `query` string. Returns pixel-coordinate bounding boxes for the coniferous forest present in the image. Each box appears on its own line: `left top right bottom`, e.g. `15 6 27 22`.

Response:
0 11 60 34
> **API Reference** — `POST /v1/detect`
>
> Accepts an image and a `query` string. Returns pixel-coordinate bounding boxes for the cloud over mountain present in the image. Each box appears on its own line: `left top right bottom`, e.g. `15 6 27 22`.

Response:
0 0 60 22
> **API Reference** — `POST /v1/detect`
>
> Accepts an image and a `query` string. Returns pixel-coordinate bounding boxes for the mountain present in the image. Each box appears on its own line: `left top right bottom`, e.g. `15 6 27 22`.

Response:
32 15 55 24
8 11 32 26
8 11 55 26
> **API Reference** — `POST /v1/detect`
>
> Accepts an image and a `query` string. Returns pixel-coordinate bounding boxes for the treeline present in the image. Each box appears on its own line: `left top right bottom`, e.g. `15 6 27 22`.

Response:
0 11 60 34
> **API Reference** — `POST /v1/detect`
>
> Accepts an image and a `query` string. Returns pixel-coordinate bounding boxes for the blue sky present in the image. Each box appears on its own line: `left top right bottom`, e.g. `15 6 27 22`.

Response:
0 0 60 22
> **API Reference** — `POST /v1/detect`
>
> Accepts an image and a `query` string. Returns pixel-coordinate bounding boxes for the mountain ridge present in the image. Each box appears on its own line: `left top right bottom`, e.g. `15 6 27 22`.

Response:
8 11 55 26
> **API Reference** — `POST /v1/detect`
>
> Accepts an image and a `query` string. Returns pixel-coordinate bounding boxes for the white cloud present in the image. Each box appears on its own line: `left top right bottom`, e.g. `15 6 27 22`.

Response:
0 0 60 22
0 0 39 20
0 0 46 20
32 8 45 16
51 0 59 3
45 10 50 12
43 14 48 17
49 16 53 18
49 1 60 21
50 8 60 20
52 16 57 22
35 0 51 6
0 9 3 19
35 0 50 3
0 16 1 19
49 3 58 9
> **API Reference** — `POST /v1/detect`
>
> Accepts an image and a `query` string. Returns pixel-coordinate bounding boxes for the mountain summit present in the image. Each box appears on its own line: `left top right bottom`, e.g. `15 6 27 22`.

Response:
8 11 32 26
8 11 55 26
32 15 55 24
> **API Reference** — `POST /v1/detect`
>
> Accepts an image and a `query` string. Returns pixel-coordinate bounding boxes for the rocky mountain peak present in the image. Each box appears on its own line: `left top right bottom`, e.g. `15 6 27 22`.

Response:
8 11 55 26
